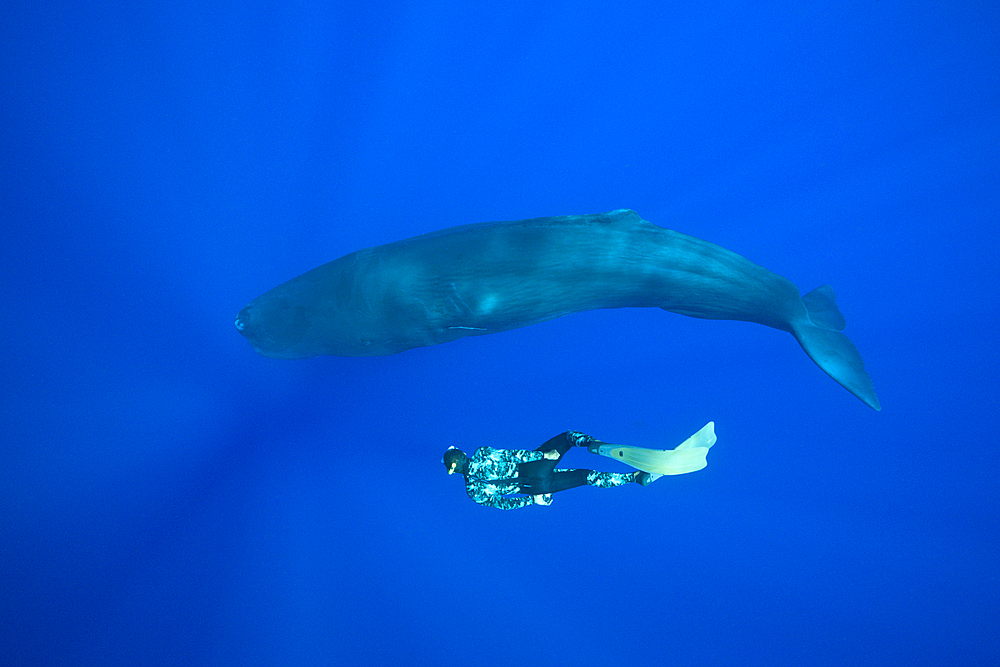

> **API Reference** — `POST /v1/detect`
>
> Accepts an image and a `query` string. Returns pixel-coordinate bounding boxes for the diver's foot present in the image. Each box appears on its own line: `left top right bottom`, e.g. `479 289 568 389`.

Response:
635 471 662 486
568 431 600 452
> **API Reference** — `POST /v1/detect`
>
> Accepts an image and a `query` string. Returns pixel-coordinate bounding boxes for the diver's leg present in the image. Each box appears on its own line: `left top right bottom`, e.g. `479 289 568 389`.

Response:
528 468 590 494
520 432 575 481
585 470 639 488
520 435 643 496
536 432 575 458
528 469 639 495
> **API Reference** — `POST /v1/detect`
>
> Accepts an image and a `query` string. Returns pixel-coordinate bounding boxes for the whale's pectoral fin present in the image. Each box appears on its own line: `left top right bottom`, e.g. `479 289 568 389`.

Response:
795 285 881 411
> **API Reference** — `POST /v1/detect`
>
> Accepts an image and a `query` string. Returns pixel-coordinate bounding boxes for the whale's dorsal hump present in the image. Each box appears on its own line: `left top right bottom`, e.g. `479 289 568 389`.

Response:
599 208 642 224
402 209 650 246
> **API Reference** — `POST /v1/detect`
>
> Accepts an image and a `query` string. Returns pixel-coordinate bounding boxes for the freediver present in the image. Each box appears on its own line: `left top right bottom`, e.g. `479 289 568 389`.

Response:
442 431 663 510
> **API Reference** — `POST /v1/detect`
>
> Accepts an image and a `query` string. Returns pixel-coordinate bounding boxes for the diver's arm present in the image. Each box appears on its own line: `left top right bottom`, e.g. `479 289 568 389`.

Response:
504 449 545 464
479 495 536 510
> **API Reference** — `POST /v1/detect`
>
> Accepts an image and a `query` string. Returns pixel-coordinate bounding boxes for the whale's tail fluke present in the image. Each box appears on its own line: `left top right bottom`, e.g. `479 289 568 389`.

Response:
793 285 881 410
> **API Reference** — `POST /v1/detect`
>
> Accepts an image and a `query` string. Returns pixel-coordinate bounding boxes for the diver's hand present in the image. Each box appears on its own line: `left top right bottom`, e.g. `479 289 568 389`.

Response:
533 494 552 506
543 449 559 460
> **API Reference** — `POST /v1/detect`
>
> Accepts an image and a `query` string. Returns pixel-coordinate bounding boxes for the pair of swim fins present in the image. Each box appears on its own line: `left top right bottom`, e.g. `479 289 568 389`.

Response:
590 422 717 476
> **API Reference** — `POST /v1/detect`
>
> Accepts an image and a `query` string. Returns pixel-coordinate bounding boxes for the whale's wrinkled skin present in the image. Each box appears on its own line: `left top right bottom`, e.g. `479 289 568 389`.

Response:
236 209 880 410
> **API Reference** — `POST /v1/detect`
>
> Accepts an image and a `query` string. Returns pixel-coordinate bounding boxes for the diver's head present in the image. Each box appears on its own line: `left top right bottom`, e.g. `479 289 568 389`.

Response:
442 447 468 475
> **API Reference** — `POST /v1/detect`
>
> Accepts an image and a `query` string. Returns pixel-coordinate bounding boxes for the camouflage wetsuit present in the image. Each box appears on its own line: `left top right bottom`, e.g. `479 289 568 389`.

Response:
462 431 637 510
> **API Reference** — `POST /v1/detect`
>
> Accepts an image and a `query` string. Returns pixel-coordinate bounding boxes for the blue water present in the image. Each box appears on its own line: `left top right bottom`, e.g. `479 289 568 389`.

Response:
3 2 997 665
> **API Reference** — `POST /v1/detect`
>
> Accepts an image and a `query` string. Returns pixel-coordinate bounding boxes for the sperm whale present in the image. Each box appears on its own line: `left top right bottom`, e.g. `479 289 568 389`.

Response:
235 209 880 410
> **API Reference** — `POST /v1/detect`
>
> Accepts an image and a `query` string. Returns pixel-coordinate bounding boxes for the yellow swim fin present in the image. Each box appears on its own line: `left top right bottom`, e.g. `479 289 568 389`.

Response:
593 422 716 475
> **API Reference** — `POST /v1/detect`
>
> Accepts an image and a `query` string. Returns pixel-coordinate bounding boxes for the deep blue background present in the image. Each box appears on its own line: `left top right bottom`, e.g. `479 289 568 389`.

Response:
2 1 998 665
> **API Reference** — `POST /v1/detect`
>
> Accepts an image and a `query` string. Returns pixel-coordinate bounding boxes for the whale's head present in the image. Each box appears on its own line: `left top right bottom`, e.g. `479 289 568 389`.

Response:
235 251 412 359
234 296 315 359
